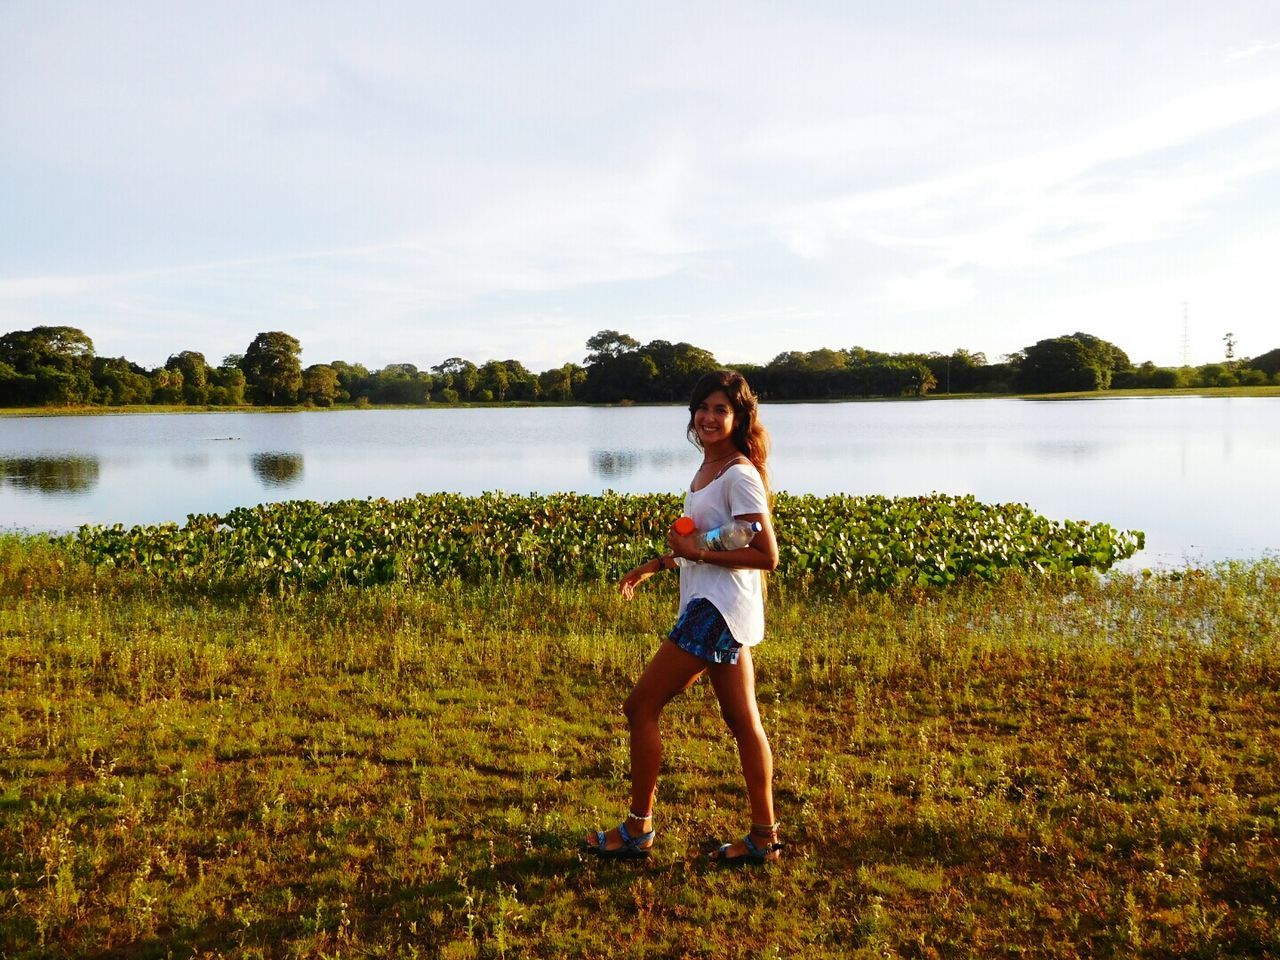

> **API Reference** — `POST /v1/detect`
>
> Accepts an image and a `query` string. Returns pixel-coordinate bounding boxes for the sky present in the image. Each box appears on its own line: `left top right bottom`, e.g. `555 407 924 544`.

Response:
2 1 1278 373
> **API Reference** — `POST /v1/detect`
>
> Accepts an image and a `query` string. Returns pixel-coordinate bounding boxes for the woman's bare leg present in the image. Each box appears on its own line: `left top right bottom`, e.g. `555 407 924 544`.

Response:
586 640 705 851
707 646 777 857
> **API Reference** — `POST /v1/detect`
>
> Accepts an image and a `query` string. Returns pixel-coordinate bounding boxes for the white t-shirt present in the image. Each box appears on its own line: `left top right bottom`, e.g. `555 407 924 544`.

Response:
678 462 770 648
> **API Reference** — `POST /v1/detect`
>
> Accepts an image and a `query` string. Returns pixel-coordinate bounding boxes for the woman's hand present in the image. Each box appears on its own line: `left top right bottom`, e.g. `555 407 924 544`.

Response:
618 564 649 599
666 529 700 561
619 558 660 599
668 514 779 572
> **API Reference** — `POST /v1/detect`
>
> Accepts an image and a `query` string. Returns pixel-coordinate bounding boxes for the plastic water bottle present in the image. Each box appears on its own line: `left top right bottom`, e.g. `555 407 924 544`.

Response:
694 519 762 552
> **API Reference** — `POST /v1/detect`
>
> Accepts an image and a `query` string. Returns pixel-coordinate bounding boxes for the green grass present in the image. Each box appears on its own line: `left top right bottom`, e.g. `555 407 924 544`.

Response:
778 386 1280 403
1001 385 1280 401
2 535 1278 957
0 401 578 418
0 404 295 417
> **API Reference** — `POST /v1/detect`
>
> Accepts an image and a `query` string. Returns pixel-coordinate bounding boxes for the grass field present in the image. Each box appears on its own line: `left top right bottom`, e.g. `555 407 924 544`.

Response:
2 536 1278 957
999 386 1280 401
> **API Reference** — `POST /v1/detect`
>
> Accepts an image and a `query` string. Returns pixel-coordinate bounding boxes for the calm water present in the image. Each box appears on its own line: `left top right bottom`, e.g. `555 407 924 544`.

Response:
2 398 1277 569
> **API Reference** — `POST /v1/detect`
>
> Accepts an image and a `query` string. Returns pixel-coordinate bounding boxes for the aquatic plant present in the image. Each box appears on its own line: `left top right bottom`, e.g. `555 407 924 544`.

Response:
63 491 1143 592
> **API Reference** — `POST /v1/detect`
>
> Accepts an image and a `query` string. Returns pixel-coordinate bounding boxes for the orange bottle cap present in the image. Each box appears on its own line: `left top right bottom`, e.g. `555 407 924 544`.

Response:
673 516 695 535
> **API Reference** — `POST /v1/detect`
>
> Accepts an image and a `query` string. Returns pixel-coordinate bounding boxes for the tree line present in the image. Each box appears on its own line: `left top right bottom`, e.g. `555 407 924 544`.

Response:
1 325 1276 409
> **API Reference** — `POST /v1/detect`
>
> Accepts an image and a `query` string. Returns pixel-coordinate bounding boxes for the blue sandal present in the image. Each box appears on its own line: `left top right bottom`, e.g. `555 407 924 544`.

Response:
585 814 654 859
711 822 783 866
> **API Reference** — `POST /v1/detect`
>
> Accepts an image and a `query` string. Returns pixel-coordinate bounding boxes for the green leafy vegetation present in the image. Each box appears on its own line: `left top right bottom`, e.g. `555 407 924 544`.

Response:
63 491 1142 592
1 535 1277 957
1015 333 1132 392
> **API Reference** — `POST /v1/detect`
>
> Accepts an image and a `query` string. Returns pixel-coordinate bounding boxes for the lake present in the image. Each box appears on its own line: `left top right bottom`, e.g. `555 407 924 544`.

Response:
2 398 1277 569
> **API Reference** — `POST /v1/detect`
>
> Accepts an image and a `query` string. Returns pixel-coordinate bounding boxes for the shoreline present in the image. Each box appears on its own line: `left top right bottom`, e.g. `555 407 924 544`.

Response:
2 384 1278 417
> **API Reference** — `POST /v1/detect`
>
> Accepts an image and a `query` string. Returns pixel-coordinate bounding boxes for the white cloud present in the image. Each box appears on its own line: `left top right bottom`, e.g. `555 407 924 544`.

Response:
2 2 1280 371
763 72 1280 285
879 267 977 313
1226 41 1280 62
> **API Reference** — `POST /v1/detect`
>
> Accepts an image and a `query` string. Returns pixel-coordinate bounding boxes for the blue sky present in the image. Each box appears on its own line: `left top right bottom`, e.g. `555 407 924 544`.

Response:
2 1 1278 372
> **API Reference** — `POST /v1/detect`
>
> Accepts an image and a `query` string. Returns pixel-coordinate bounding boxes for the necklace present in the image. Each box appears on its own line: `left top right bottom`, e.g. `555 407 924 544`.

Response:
700 451 740 467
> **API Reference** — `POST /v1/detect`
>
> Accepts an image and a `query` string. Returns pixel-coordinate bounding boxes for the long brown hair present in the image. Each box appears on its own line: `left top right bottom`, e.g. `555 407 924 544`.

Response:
687 370 771 495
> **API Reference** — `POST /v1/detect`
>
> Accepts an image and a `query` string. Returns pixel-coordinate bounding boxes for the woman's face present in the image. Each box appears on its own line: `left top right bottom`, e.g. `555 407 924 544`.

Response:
694 389 736 447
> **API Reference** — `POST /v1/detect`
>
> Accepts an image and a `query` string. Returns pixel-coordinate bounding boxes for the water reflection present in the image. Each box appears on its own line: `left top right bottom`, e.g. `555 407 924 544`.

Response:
591 449 682 480
592 450 640 479
173 453 210 471
251 453 304 487
0 456 100 495
1030 440 1105 461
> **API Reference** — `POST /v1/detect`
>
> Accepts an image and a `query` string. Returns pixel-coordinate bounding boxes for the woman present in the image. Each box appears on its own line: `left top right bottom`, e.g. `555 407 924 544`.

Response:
584 369 782 864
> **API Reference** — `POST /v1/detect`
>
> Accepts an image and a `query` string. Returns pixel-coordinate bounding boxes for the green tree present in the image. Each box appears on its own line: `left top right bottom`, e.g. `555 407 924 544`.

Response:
242 332 303 405
582 356 658 403
924 349 988 394
478 360 511 402
209 357 247 405
329 361 370 403
1114 361 1187 390
91 357 153 404
368 364 431 404
431 358 478 401
764 350 843 399
0 361 34 406
166 350 211 405
805 348 848 372
1149 367 1186 389
760 347 940 400
502 360 541 401
582 330 658 402
858 359 936 397
1243 347 1280 378
641 340 719 400
302 364 340 406
1072 332 1131 381
584 330 640 365
1014 333 1131 393
0 325 95 405
1195 363 1237 388
538 366 571 401
149 367 184 404
598 352 658 402
1237 368 1268 386
538 363 585 401
474 359 539 402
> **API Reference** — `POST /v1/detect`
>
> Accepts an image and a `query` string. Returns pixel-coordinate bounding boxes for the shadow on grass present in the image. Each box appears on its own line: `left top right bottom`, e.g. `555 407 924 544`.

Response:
75 918 240 960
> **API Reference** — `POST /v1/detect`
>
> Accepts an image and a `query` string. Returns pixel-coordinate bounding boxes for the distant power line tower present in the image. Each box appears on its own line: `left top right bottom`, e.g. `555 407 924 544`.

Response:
1181 301 1191 367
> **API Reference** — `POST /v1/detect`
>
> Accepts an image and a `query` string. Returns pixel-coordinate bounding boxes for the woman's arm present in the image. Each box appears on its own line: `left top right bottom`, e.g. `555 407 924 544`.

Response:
666 512 779 572
618 552 678 599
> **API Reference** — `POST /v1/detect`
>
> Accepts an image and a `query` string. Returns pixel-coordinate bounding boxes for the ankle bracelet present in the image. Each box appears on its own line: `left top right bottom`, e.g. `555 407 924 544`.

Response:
628 809 653 821
750 821 780 834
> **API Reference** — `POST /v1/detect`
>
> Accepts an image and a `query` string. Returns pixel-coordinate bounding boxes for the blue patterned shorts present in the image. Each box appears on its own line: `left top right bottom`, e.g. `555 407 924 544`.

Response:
668 598 742 665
